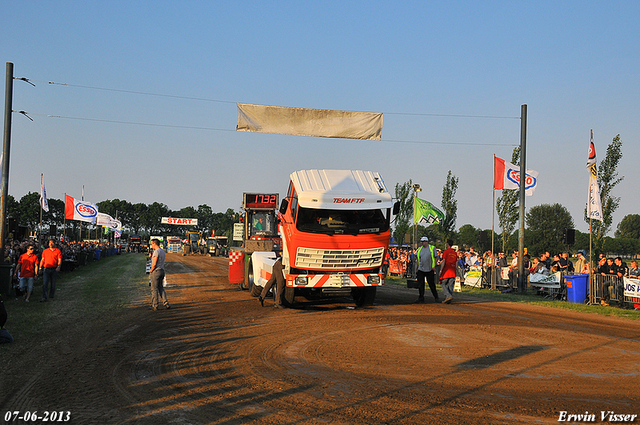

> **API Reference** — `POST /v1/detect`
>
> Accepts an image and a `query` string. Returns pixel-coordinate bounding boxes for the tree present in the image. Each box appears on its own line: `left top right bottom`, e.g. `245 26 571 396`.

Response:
212 208 238 237
16 192 41 230
128 203 146 234
196 204 214 234
526 203 574 256
496 147 520 253
143 202 170 235
439 171 458 243
392 180 414 247
44 198 65 228
615 214 640 239
416 223 441 247
457 224 478 250
586 134 623 253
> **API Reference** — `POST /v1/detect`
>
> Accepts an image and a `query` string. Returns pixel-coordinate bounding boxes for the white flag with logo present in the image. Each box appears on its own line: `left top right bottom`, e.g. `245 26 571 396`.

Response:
493 156 539 196
40 174 49 212
65 194 98 224
587 130 604 222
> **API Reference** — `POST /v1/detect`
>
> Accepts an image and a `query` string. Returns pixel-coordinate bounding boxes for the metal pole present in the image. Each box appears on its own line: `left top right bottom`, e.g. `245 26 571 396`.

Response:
1 62 14 256
517 104 527 293
491 158 496 291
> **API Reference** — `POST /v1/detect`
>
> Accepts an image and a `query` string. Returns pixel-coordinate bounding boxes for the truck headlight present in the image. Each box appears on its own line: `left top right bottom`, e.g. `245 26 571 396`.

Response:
295 276 309 286
367 275 381 285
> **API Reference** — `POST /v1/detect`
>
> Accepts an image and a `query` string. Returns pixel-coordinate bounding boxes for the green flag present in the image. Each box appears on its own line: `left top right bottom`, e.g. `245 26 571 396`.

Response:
414 197 444 224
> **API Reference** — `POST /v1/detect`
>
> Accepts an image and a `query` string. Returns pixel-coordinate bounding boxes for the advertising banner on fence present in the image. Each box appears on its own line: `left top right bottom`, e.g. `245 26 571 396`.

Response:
623 277 640 298
161 217 198 225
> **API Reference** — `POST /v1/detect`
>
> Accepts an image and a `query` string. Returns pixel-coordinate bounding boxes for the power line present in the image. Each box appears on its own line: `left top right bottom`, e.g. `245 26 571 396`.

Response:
24 112 516 146
27 112 235 132
34 78 520 119
33 79 236 104
384 111 519 119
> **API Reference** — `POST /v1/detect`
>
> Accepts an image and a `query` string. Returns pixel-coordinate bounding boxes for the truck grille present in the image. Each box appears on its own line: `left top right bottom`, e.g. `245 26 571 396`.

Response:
295 247 385 269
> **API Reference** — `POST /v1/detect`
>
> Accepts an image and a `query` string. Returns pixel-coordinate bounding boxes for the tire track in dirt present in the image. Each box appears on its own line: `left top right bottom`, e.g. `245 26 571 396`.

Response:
4 253 639 424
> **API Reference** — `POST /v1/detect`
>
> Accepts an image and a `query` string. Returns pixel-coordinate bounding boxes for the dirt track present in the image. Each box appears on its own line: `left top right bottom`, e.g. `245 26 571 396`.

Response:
2 253 639 424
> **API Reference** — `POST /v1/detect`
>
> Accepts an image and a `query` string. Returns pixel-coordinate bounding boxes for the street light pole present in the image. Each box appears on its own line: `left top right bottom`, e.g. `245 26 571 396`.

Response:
1 62 14 256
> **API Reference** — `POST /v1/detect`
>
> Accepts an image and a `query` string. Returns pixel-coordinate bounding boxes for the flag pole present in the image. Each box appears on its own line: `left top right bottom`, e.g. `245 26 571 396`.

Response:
63 193 67 242
588 130 594 304
39 174 43 243
491 154 496 290
517 104 527 293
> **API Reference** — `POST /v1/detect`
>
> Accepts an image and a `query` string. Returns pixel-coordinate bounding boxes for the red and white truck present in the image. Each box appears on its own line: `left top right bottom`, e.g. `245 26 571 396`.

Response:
247 169 398 307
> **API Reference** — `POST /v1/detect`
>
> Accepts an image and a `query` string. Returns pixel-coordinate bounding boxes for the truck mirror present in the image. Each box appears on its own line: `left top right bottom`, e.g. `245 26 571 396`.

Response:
392 201 400 215
279 199 289 214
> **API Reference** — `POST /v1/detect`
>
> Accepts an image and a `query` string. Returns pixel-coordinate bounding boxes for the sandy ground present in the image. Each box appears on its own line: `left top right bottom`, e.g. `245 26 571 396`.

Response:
1 252 639 424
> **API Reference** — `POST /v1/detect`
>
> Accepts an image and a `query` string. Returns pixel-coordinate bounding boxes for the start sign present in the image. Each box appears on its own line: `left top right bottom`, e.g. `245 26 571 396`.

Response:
161 217 198 226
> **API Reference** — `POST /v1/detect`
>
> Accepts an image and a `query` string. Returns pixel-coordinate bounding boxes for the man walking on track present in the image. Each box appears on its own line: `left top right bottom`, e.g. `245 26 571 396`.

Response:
415 236 439 303
149 238 170 311
39 240 62 302
439 239 458 304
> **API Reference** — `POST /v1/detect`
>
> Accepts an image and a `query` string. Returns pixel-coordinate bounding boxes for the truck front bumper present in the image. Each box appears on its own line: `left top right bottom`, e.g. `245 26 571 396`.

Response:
286 273 384 288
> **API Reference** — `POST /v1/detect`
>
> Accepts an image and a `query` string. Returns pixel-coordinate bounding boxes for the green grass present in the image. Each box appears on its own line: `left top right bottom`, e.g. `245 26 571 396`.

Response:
2 253 149 345
385 275 640 321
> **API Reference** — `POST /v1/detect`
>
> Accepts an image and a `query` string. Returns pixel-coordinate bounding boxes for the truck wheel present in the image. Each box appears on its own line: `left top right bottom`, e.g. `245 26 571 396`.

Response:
352 287 376 307
250 282 263 297
283 286 296 306
247 259 263 297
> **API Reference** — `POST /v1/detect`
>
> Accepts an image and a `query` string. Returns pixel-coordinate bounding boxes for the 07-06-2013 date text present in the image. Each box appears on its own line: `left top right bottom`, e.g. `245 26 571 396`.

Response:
4 411 71 422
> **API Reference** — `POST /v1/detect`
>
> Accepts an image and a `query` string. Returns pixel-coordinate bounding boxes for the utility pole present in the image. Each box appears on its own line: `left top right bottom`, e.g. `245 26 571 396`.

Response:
1 62 14 256
517 104 527 293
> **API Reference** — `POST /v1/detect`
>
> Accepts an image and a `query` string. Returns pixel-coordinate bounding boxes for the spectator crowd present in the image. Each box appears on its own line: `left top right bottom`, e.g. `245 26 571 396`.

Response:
386 244 639 310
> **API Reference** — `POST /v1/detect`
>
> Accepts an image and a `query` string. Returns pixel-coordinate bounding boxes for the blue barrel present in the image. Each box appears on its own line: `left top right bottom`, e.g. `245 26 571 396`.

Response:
565 274 589 303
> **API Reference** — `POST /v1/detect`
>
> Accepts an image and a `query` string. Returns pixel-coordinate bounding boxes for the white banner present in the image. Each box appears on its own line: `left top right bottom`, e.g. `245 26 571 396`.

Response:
161 217 198 225
233 223 244 241
623 277 640 298
588 173 604 221
96 213 122 231
236 103 383 140
40 174 49 212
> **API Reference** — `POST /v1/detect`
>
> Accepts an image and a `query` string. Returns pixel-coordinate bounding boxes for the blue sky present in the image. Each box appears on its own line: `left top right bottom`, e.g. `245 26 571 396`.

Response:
3 1 639 236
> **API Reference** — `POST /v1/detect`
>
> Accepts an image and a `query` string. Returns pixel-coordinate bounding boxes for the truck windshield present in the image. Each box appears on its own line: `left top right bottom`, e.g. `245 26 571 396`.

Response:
296 207 389 235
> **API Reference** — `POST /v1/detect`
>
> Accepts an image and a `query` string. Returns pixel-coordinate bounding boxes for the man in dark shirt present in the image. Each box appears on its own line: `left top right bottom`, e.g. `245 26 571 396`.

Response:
602 257 626 307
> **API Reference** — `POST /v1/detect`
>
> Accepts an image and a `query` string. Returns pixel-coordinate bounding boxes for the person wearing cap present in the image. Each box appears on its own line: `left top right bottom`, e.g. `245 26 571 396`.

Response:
414 236 439 303
574 251 587 274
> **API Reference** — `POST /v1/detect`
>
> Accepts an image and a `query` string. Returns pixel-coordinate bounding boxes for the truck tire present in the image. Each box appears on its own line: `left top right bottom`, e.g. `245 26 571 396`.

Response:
283 286 296 306
247 259 263 297
352 287 376 307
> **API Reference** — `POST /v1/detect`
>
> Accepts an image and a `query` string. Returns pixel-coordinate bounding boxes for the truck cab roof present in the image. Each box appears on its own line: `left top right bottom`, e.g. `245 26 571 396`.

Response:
291 169 393 210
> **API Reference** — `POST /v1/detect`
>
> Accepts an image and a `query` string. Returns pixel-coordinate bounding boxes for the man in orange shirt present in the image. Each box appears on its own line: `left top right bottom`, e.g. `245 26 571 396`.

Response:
438 239 458 304
14 244 39 302
39 240 63 302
